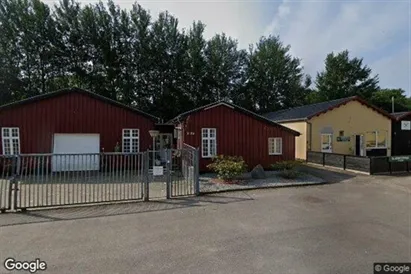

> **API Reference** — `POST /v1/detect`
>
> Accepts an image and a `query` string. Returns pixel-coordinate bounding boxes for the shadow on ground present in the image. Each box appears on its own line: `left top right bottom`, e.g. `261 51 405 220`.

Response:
297 164 358 183
0 193 254 227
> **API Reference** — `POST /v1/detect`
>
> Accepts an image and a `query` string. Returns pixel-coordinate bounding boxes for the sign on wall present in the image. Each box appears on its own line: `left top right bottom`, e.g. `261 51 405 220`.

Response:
336 136 351 142
401 121 411 130
389 155 411 162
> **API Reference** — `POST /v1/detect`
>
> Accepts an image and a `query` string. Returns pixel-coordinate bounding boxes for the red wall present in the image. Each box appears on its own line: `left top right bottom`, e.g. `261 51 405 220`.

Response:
181 105 296 172
0 92 156 154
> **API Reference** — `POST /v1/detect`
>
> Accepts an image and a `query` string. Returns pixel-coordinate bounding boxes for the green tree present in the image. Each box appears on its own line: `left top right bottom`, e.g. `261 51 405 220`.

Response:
370 88 411 113
244 36 309 113
315 50 379 101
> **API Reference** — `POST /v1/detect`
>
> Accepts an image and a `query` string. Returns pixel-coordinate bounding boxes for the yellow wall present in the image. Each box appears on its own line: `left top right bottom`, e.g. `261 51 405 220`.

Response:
279 121 307 159
309 100 392 156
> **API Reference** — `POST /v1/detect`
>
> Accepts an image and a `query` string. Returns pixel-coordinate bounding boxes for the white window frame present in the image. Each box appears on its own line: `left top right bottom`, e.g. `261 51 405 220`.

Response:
2 127 20 155
201 128 217 158
366 131 387 149
122 129 139 153
321 133 333 153
268 137 282 155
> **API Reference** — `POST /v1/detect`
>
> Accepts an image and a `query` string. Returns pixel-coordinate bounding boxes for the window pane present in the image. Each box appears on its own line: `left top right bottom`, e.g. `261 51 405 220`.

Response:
209 129 216 138
132 139 139 152
123 129 130 137
275 138 282 154
2 128 9 137
123 139 131 153
377 131 387 147
202 129 208 138
210 139 216 156
321 134 332 150
12 139 19 154
132 130 139 137
11 128 19 137
365 132 376 148
202 140 209 156
3 139 11 155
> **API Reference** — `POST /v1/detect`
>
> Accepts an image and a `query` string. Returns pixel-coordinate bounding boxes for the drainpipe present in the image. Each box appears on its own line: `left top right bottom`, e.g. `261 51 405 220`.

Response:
307 120 313 152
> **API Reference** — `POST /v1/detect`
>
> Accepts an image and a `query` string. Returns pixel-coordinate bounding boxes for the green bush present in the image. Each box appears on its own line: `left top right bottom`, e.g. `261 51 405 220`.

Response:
271 160 304 171
279 169 300 179
207 155 248 181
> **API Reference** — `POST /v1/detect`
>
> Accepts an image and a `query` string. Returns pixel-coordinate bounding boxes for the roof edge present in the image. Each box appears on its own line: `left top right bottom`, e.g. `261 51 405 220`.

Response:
0 87 161 122
169 101 301 136
307 96 394 121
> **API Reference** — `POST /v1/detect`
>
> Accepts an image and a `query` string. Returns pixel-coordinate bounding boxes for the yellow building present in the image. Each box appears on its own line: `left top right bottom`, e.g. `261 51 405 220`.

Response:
264 96 393 159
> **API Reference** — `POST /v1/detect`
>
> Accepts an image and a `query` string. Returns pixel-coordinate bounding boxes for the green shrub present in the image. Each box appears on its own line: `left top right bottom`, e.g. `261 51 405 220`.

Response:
279 169 300 179
207 155 248 181
271 160 304 171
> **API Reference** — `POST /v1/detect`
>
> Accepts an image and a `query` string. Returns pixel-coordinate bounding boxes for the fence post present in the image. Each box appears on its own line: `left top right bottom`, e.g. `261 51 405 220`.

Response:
144 150 150 201
166 150 171 199
322 153 325 166
194 148 200 196
369 157 373 175
343 155 346 170
11 155 19 211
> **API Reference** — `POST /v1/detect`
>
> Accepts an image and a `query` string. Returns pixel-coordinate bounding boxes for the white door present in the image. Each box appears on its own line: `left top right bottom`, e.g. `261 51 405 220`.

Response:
52 134 100 172
321 134 333 153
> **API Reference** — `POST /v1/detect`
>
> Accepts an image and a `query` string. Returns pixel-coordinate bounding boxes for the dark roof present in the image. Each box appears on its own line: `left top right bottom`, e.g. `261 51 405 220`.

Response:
264 96 393 122
392 111 411 120
169 101 300 136
0 87 160 122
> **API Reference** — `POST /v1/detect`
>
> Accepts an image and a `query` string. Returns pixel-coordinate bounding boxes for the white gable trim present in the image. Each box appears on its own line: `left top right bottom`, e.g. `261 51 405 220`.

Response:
204 102 235 111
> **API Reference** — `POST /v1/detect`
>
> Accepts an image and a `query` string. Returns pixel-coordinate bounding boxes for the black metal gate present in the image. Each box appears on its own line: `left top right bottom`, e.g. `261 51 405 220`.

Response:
145 146 199 199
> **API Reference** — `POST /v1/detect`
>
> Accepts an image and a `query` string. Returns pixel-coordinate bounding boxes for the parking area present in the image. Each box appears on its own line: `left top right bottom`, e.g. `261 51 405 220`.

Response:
0 166 410 274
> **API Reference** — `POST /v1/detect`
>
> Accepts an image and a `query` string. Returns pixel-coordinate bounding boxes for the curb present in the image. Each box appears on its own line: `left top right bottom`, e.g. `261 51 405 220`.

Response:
199 180 328 195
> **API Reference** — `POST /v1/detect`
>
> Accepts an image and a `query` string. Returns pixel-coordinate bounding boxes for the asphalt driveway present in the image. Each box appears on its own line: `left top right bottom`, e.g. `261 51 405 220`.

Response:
0 168 410 274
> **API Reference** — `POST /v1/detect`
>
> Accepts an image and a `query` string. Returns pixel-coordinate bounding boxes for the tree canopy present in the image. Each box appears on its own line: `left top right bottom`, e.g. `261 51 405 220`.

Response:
0 0 408 120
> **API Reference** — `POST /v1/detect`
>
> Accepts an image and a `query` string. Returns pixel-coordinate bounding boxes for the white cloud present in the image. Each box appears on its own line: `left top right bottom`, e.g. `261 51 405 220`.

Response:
264 1 410 94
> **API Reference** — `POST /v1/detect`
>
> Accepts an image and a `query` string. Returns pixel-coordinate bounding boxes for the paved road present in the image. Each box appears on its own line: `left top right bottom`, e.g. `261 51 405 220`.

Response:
0 170 410 274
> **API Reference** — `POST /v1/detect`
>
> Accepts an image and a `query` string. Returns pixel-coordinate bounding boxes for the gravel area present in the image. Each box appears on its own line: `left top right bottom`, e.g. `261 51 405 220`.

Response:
199 170 326 193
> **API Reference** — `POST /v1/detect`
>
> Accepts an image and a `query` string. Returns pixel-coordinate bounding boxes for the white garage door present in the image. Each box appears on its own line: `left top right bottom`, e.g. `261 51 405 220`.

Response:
52 134 100 172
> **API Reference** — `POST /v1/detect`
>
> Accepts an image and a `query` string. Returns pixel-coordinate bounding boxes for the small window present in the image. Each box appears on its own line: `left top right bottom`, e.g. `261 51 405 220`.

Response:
268 137 282 155
321 134 333 153
365 131 387 149
122 129 139 153
339 130 344 137
2 127 20 155
202 128 217 158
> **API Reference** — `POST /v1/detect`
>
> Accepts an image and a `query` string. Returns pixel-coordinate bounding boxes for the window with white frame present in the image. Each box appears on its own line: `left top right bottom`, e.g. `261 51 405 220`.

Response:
365 131 387 149
202 128 217 158
2 127 20 155
122 129 139 153
268 137 282 155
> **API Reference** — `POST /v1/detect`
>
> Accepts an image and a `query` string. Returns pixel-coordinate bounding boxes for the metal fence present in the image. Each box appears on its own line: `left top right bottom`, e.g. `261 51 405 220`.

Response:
170 145 199 197
15 153 145 210
306 151 371 173
370 156 411 175
0 156 14 212
0 149 200 213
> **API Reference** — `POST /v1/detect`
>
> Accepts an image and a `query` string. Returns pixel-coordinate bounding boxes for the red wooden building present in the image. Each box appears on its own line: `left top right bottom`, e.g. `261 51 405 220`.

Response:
170 101 300 172
0 88 160 171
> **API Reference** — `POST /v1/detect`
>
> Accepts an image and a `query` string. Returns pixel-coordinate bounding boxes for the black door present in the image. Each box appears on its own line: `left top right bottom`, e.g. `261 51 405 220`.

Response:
355 135 361 156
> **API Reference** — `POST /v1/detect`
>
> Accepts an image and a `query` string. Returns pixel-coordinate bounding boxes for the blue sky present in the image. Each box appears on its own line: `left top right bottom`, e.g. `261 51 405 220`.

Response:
48 0 410 96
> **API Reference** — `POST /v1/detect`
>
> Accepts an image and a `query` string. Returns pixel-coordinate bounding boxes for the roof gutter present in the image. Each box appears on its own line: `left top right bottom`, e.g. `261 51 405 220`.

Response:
272 118 308 123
